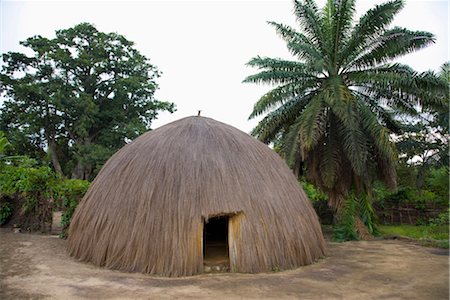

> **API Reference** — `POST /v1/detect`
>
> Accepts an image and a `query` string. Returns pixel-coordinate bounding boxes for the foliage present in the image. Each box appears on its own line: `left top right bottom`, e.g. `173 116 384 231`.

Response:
374 166 448 214
425 167 449 203
333 196 358 241
0 163 58 213
302 179 334 224
53 179 90 237
0 201 13 225
429 209 449 227
0 131 9 156
333 193 379 241
0 23 175 180
300 179 327 203
372 181 392 203
244 0 448 239
0 158 88 232
359 195 378 234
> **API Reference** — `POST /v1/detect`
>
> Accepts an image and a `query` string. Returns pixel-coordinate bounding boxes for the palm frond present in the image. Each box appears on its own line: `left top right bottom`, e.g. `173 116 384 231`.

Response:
324 88 369 176
348 64 447 112
339 0 404 67
267 22 323 62
282 117 303 166
251 94 313 142
293 0 325 51
352 90 404 133
414 70 449 109
318 115 342 188
330 0 356 65
375 152 397 190
357 99 397 162
243 69 312 85
297 94 326 154
249 80 318 118
349 27 434 69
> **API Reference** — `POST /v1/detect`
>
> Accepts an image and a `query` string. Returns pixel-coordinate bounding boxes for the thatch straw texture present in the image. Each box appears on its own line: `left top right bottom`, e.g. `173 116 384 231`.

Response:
67 116 326 276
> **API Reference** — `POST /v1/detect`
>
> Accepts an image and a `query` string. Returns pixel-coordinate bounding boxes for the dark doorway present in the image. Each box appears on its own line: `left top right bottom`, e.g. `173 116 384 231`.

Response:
203 216 230 271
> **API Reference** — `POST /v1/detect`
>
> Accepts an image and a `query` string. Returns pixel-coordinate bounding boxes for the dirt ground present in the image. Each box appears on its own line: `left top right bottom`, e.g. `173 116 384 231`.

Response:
0 229 448 299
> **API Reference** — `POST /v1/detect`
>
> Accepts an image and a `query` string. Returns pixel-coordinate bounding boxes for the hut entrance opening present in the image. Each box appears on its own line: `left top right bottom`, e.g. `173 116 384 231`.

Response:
203 215 230 272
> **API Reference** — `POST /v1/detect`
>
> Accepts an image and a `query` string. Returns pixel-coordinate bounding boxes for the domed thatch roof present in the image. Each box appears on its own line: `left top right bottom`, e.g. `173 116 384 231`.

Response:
68 116 326 276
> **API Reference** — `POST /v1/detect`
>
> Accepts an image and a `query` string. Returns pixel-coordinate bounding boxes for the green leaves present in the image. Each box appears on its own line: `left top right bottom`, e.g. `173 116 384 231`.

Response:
339 0 404 67
297 94 325 153
0 131 9 155
0 23 175 180
293 0 325 51
0 157 90 232
350 27 435 70
251 94 313 143
248 78 318 118
249 83 300 118
244 0 445 220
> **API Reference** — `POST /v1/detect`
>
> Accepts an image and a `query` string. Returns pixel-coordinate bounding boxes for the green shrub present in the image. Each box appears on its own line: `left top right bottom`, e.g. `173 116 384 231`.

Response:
0 163 58 214
54 179 90 237
0 201 13 225
0 160 89 233
300 180 328 203
425 167 449 205
372 181 391 206
300 179 334 224
429 209 450 227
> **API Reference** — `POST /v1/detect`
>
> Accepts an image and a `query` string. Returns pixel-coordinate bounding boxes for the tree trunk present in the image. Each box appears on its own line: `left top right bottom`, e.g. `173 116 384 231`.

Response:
416 162 428 190
48 139 63 175
72 160 90 180
293 158 302 179
71 138 92 180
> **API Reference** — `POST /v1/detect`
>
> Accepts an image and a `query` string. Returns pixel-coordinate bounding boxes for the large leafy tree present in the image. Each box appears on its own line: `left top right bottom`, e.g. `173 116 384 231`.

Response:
0 23 175 180
244 0 447 236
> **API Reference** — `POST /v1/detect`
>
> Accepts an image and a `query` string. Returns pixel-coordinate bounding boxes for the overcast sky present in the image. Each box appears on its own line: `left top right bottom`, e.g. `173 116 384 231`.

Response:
1 0 448 133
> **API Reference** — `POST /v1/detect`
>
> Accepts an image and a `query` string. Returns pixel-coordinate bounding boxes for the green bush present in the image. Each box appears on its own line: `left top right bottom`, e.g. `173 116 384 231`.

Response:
0 160 89 233
374 166 449 210
300 180 328 203
425 167 449 205
429 209 450 227
0 163 58 214
54 179 90 237
0 201 13 225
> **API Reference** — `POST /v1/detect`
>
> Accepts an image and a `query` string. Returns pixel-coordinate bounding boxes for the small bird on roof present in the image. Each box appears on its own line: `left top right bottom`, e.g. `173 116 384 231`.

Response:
197 110 201 116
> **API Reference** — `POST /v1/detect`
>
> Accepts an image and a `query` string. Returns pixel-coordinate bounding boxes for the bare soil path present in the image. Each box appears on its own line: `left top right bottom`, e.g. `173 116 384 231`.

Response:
0 229 448 299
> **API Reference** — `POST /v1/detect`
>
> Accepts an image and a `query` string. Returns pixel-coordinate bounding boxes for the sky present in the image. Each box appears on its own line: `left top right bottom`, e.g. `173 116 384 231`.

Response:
0 0 448 133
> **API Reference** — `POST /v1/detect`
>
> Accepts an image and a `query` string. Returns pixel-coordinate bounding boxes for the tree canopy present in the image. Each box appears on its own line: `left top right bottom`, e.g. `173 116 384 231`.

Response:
0 23 175 179
244 0 448 233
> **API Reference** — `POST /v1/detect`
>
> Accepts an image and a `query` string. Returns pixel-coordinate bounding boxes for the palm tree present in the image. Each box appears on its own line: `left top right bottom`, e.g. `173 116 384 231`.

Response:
244 0 447 238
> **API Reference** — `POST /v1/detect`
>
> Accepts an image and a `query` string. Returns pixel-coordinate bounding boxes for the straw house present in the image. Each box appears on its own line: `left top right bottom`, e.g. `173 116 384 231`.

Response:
67 116 326 276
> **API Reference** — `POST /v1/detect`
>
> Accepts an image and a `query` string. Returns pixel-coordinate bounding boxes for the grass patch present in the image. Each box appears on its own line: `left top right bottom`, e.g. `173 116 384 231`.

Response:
379 225 449 248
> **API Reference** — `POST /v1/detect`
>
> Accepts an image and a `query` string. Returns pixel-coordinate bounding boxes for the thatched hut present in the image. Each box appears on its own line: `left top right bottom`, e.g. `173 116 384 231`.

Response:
67 116 326 276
